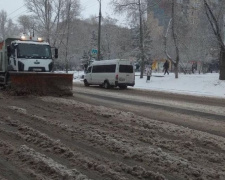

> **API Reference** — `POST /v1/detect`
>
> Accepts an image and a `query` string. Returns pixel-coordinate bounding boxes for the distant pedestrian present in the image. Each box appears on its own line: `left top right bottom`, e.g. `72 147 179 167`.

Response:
163 60 169 75
146 67 152 82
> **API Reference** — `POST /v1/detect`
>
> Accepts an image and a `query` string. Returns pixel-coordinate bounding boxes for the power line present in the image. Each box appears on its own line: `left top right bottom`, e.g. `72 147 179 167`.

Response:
84 2 98 10
10 10 30 20
8 4 26 17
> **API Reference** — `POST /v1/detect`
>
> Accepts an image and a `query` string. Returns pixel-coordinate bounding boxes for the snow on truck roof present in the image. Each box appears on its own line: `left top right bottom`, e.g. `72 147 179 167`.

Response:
13 40 49 45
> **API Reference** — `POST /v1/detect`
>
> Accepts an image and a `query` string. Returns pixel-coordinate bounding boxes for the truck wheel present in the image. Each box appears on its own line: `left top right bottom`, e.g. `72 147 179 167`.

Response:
84 80 89 87
104 81 110 89
0 72 11 90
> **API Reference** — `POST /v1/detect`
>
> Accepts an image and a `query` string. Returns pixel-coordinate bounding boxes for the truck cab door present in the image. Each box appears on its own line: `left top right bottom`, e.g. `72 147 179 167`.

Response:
8 45 17 71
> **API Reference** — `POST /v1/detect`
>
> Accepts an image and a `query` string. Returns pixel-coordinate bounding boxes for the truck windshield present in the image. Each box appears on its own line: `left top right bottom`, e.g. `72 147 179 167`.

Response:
17 44 52 59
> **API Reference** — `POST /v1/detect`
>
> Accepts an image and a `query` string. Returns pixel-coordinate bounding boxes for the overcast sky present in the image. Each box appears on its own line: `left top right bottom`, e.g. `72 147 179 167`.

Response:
0 0 127 25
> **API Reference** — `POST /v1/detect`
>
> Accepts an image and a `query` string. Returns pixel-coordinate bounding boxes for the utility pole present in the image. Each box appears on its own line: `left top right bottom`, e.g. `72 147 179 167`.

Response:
139 0 144 78
45 0 50 43
224 14 225 44
32 23 35 37
97 0 102 60
65 0 71 73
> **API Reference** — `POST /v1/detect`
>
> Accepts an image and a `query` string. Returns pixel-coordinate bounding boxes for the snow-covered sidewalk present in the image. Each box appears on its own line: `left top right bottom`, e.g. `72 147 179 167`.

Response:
133 73 225 98
73 71 225 98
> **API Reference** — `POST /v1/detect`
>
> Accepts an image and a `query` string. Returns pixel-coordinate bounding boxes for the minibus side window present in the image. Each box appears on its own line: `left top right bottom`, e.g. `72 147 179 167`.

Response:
92 65 101 73
92 65 116 73
92 66 96 73
104 65 116 72
87 66 92 73
97 65 104 72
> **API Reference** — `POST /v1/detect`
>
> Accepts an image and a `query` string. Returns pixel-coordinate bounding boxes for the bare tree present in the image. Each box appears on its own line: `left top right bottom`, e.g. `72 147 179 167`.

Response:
6 19 19 37
163 0 209 77
0 10 18 40
25 0 52 42
52 0 80 72
164 0 192 78
17 15 34 35
101 16 132 60
63 0 72 73
97 0 102 60
171 0 180 78
111 0 147 78
203 0 225 80
25 0 80 71
111 0 162 78
131 19 152 68
0 10 7 40
25 0 80 43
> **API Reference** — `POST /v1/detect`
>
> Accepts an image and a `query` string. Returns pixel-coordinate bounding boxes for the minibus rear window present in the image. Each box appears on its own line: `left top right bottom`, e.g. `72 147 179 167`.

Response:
119 65 133 73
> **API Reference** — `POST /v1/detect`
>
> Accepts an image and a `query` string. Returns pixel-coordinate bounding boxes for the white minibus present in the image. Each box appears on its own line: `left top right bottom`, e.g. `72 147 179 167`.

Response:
84 59 135 89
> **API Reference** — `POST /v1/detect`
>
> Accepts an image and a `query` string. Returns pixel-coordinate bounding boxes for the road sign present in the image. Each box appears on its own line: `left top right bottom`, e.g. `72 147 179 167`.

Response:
92 49 98 55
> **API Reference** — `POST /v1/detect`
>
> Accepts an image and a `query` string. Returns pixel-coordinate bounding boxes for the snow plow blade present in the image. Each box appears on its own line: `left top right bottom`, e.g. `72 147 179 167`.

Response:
9 72 73 96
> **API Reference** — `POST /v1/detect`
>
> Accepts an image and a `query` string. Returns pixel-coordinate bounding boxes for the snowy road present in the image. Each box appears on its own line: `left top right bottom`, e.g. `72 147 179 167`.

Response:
73 84 225 137
0 85 225 180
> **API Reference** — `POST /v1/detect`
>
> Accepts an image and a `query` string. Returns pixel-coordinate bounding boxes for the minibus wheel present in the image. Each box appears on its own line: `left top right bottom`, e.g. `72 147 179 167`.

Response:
84 80 89 86
104 81 110 89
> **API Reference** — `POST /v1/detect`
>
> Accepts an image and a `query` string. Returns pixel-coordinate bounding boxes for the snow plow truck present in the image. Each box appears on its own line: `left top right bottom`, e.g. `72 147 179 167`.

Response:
0 35 73 96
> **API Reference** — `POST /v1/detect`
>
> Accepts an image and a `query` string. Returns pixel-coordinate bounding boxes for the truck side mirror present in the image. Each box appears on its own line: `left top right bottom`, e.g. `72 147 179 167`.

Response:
55 48 58 59
7 46 11 57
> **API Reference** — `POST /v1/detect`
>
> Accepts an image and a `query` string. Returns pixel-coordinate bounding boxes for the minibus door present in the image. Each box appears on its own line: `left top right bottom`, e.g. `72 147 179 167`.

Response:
86 66 92 84
119 65 133 83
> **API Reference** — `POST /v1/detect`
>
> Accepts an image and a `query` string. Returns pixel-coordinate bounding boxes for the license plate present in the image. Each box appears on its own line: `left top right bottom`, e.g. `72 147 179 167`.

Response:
119 77 125 81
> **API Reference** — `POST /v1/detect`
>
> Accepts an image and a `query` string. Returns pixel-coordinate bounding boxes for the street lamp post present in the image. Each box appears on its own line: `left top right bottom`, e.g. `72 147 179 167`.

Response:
97 0 102 60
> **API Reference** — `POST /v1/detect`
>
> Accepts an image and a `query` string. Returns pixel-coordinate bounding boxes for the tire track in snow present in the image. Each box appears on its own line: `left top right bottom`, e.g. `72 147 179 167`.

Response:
0 95 225 180
2 105 166 180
